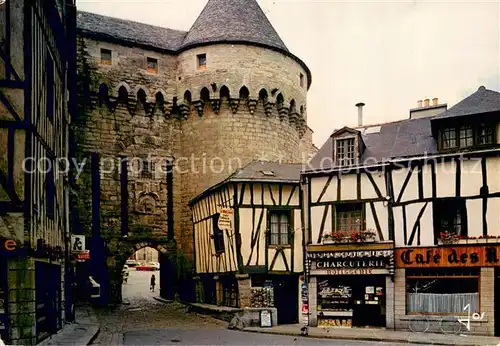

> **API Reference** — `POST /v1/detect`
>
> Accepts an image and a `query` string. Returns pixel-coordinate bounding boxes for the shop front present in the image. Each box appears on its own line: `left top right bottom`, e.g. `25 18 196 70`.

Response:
306 243 395 329
395 245 498 335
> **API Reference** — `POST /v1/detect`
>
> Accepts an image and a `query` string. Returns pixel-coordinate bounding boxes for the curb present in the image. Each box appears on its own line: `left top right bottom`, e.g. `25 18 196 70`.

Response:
87 326 101 346
153 296 174 304
241 328 472 346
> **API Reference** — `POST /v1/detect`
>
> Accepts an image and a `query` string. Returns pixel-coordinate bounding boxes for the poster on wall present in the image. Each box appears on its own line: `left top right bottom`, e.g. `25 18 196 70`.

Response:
71 235 85 252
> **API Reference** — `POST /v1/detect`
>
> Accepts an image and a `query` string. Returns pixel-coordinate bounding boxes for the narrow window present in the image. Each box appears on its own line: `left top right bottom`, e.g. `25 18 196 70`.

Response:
336 138 355 166
477 124 494 145
433 199 467 240
269 210 291 245
335 203 363 232
100 48 112 65
299 73 304 88
213 214 225 254
197 54 207 70
46 54 54 121
46 166 55 219
441 127 456 149
458 125 473 148
147 57 158 73
140 158 154 179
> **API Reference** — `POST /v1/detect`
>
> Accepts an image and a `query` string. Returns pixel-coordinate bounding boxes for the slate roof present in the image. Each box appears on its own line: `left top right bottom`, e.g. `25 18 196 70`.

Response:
306 86 500 173
77 11 188 52
190 161 303 205
432 86 500 120
181 0 289 52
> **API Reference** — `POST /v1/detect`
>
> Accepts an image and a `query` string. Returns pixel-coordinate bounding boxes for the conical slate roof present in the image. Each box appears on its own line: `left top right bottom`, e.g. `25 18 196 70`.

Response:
181 0 289 52
432 86 500 120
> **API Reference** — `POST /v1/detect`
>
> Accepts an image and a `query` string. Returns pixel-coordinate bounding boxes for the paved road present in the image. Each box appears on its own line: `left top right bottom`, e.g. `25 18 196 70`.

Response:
122 268 160 300
93 270 417 345
124 328 418 345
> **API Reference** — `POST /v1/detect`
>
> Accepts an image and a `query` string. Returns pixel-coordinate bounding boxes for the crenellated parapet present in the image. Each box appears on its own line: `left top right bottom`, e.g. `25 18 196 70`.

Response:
91 81 308 136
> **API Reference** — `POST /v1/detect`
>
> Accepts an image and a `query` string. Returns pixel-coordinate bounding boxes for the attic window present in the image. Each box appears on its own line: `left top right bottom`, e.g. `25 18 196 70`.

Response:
100 48 112 65
197 54 207 70
147 57 158 73
261 170 275 177
299 73 304 88
336 138 356 166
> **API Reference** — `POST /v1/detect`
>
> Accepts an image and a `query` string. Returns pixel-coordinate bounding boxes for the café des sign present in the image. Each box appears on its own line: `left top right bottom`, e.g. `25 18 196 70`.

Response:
307 250 395 275
396 245 500 268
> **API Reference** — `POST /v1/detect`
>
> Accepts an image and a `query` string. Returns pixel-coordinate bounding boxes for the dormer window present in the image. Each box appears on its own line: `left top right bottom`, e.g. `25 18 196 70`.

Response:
477 124 494 145
439 122 496 150
336 138 355 166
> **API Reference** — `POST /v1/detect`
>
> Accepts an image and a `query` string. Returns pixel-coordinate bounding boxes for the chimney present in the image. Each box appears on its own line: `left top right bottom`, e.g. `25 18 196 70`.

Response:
417 100 423 108
356 102 365 127
432 97 438 106
424 98 430 107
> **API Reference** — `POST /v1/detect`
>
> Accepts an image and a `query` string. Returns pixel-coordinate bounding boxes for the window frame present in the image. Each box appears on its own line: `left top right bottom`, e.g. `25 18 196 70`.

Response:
439 122 497 151
146 57 158 74
268 209 292 247
213 213 225 255
197 53 207 70
405 268 480 316
100 48 112 65
46 165 55 220
432 198 467 241
335 137 356 167
334 203 365 233
299 73 304 88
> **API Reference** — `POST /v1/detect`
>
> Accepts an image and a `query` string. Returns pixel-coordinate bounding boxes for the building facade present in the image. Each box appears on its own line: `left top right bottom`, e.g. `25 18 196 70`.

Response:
0 0 76 344
73 0 316 304
303 88 500 335
190 161 305 324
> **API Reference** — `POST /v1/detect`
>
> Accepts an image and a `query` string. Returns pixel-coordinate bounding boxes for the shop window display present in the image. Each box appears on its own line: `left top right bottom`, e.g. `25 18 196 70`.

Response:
406 268 479 315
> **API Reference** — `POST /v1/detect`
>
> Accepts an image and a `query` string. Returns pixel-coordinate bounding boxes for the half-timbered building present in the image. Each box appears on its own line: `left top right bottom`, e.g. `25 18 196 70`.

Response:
0 0 76 344
302 88 500 335
190 161 305 325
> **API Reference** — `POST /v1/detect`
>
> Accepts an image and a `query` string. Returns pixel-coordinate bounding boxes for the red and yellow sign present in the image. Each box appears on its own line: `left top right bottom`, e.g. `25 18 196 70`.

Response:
0 238 18 252
396 245 500 268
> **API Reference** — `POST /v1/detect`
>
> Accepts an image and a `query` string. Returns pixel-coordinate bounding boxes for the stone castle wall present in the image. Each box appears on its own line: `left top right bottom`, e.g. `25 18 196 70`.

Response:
77 36 315 259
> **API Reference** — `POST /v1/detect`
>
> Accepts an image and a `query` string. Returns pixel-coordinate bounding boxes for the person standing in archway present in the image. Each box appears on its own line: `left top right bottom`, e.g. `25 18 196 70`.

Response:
150 274 156 292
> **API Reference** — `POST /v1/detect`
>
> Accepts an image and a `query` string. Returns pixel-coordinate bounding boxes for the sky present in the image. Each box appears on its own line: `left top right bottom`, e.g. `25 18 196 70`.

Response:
77 0 500 147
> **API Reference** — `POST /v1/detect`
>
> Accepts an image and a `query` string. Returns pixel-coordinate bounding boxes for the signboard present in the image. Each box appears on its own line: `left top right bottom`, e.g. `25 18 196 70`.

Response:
218 208 233 231
396 246 500 268
0 238 18 253
308 250 394 275
260 310 272 328
71 235 85 253
76 250 90 262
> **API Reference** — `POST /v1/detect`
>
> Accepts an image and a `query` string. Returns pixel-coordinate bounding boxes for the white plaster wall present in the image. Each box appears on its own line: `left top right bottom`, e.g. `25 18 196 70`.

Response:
284 185 300 205
421 164 433 199
294 209 304 272
310 206 325 245
360 172 386 199
487 198 500 236
365 202 389 241
311 176 337 203
340 174 357 200
487 157 500 193
238 207 266 267
392 168 409 200
435 161 456 197
461 159 483 197
467 199 483 238
393 206 404 246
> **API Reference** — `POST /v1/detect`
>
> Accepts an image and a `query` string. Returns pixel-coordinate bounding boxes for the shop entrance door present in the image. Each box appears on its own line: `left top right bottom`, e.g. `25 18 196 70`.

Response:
273 275 299 324
351 276 386 328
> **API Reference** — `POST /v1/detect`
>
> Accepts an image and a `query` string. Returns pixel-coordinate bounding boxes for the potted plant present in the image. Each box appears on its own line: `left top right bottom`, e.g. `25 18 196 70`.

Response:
322 234 335 244
439 231 458 245
362 230 377 242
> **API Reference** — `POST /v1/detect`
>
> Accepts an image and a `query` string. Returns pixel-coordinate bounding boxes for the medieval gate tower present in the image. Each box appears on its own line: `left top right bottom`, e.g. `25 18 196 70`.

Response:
75 0 315 302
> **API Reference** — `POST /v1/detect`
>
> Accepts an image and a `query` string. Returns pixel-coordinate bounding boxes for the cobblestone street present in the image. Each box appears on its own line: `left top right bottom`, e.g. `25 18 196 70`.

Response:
90 270 226 345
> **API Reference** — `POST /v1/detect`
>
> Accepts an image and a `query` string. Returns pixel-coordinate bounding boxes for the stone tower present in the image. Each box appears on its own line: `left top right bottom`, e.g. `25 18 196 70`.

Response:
75 0 314 290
